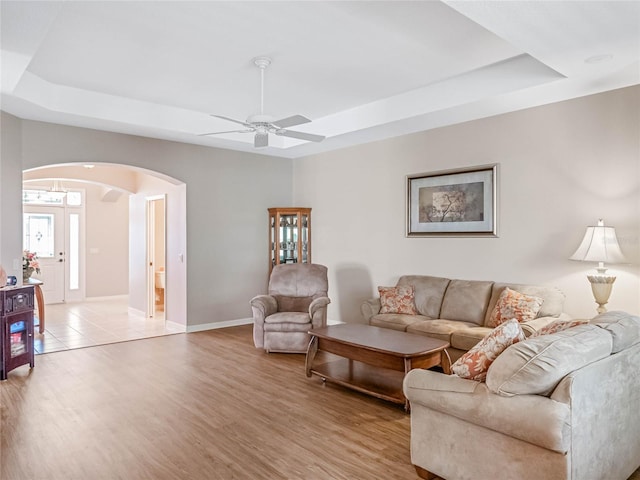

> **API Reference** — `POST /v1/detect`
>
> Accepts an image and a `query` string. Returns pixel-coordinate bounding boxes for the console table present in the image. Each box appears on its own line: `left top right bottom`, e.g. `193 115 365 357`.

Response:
24 278 45 334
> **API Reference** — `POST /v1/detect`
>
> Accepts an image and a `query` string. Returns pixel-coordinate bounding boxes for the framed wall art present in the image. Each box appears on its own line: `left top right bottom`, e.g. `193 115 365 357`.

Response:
406 164 498 237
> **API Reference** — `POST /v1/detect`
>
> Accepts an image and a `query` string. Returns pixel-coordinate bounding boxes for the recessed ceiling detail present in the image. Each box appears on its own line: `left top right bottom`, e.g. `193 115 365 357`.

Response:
1 1 638 158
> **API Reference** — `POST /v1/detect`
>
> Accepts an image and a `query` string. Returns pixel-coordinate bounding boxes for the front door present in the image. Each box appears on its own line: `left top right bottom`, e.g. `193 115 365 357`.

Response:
23 206 65 303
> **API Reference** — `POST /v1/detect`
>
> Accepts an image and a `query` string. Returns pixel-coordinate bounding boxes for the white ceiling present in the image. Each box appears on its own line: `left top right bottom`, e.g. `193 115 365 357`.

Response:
2 1 639 159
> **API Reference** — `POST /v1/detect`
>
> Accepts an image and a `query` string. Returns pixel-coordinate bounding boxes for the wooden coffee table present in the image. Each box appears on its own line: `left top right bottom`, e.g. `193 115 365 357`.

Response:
305 324 450 410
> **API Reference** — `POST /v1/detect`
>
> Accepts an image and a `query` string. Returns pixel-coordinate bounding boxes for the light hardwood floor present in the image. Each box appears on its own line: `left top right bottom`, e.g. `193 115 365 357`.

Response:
2 325 639 480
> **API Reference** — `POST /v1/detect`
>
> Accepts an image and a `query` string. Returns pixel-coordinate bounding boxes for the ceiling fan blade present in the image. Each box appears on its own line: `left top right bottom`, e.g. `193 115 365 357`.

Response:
275 129 325 143
198 129 253 136
210 114 253 128
272 115 311 129
254 132 269 148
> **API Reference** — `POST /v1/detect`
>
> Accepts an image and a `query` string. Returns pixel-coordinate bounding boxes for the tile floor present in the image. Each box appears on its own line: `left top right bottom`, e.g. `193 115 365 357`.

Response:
34 296 185 354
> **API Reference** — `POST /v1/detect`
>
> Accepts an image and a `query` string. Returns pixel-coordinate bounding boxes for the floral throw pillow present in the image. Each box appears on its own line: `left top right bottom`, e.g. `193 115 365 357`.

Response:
452 319 525 382
378 285 417 315
531 319 589 337
488 287 544 328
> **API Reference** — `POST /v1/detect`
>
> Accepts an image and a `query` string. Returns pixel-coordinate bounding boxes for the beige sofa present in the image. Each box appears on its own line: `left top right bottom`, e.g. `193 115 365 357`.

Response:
403 311 640 480
361 275 569 362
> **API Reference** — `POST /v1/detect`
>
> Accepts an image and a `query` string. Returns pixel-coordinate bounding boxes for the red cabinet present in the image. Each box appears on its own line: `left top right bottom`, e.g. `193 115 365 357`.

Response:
1 286 35 380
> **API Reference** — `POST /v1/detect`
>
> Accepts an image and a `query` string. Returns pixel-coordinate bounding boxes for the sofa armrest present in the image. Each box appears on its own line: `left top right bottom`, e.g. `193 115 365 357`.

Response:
361 297 381 323
403 369 571 453
403 369 480 396
521 313 571 337
310 296 331 328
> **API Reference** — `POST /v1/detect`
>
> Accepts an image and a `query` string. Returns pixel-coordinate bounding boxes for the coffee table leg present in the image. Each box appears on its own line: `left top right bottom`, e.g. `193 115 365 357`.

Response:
403 358 413 411
305 335 318 377
441 349 452 375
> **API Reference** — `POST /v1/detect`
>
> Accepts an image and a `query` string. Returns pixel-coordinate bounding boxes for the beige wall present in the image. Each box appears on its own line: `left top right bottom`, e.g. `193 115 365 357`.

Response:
294 86 640 320
0 112 24 280
84 184 129 297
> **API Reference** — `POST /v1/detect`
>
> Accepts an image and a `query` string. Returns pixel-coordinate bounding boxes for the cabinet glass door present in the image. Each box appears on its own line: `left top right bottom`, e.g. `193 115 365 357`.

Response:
301 213 309 263
9 320 28 358
279 214 298 264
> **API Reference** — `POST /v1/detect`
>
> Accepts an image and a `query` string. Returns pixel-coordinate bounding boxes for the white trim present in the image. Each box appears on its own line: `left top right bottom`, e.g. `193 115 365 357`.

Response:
186 317 253 333
128 306 146 317
165 320 186 332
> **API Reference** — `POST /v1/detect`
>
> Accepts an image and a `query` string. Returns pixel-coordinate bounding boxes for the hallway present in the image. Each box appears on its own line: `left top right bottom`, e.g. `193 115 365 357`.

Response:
34 296 184 354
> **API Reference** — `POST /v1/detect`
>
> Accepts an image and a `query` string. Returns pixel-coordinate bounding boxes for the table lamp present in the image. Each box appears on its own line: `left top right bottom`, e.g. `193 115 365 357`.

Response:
570 219 626 314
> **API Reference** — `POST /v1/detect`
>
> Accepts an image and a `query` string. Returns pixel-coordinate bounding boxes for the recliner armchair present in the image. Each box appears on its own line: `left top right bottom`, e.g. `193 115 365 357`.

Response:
251 263 330 353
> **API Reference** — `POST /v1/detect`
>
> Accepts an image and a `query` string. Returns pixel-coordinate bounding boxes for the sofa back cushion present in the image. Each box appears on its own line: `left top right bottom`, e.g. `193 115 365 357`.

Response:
397 275 450 318
484 283 565 326
486 324 612 397
439 279 494 326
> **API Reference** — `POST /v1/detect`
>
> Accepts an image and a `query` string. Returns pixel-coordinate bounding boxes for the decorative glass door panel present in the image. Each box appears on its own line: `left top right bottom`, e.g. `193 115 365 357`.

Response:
23 207 65 303
23 213 55 258
268 208 311 275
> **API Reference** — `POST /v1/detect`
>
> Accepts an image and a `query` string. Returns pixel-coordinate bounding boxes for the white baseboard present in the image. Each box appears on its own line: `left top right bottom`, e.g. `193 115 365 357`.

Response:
128 306 146 317
186 317 253 333
165 320 186 332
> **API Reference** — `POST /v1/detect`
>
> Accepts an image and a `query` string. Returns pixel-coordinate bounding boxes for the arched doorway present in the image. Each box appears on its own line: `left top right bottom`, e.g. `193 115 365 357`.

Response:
23 163 187 353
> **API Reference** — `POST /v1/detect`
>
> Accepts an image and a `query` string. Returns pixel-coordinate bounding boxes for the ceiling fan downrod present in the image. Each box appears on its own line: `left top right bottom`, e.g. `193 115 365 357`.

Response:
253 56 271 116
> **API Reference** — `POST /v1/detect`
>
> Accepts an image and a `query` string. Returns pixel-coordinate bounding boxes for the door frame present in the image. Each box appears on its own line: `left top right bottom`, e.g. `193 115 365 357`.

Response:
146 195 166 318
23 195 86 304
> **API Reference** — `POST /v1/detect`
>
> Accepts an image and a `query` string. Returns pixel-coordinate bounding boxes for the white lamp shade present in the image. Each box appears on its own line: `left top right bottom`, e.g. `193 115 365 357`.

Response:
570 220 626 264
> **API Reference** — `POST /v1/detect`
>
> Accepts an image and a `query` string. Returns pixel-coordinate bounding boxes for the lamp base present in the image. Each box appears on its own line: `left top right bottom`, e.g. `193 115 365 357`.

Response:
587 275 616 314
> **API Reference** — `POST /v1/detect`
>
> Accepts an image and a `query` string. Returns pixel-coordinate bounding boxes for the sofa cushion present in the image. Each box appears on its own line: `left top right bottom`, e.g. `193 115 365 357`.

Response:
486 324 612 397
451 326 494 351
439 279 494 326
531 319 589 337
370 313 428 331
378 285 417 315
487 287 544 328
406 319 477 343
452 319 526 381
484 283 565 326
592 311 640 354
397 275 450 318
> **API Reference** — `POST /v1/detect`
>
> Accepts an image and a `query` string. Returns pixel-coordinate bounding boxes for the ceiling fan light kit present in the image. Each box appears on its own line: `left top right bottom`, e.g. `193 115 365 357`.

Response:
200 56 325 148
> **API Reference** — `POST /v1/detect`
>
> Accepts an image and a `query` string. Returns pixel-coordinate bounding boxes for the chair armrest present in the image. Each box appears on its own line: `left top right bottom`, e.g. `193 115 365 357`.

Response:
309 296 331 328
521 313 571 337
250 295 278 350
361 298 381 323
250 295 277 321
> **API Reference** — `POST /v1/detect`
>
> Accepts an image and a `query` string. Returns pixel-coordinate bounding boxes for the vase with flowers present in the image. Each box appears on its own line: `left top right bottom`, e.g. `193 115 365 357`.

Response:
22 250 41 281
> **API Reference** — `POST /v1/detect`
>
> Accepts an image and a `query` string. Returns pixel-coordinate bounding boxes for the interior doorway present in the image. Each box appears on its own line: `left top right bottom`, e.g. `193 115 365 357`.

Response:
146 195 166 319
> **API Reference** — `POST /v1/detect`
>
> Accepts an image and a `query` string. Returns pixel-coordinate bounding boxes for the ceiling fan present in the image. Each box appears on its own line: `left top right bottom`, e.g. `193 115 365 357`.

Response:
199 57 325 148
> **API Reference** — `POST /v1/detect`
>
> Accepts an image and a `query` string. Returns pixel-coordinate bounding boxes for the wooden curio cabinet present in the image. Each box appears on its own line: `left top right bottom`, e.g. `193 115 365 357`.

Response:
268 207 311 274
1 285 35 380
